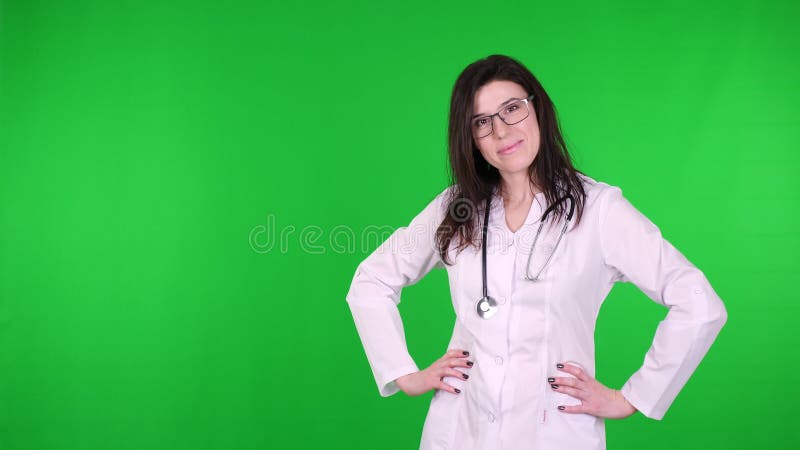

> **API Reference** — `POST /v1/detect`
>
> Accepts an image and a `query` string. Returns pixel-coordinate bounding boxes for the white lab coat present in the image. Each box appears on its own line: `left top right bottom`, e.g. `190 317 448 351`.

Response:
345 175 727 450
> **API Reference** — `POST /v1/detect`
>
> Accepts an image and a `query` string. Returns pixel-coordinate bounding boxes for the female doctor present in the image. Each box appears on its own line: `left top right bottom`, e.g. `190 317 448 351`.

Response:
345 54 727 450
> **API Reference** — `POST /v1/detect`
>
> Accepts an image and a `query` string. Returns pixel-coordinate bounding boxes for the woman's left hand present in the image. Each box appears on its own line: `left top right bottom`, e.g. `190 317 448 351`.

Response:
549 362 637 419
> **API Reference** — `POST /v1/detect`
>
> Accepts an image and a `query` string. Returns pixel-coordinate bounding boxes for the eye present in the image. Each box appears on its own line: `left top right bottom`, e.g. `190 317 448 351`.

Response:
474 117 490 128
505 103 520 113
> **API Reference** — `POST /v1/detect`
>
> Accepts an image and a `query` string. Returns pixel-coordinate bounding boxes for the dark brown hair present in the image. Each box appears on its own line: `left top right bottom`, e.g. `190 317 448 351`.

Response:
436 54 587 265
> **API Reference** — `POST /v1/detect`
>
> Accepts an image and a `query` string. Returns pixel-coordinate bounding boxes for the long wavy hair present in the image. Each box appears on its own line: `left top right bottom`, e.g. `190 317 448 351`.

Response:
436 54 587 265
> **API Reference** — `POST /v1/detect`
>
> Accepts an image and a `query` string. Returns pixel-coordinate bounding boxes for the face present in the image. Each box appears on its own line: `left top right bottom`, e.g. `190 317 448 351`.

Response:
471 80 540 180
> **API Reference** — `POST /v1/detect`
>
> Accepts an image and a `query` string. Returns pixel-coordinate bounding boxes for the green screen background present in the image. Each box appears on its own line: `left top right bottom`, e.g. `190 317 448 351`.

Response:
1 0 798 449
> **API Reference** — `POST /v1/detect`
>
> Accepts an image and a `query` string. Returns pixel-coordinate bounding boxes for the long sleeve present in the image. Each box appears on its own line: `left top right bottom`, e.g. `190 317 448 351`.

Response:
346 189 449 397
597 186 727 420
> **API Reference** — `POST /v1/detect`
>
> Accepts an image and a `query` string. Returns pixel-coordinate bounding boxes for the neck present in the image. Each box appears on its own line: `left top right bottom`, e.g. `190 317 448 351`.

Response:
500 171 539 206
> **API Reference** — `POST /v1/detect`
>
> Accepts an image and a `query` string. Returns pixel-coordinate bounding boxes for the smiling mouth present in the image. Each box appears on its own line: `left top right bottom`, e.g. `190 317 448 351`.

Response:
498 140 522 155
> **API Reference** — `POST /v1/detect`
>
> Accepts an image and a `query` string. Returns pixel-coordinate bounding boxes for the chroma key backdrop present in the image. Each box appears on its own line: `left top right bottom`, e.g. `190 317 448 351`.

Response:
1 1 798 449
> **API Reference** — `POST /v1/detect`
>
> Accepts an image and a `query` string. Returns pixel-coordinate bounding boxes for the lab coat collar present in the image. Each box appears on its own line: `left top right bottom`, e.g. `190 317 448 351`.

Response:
488 185 547 226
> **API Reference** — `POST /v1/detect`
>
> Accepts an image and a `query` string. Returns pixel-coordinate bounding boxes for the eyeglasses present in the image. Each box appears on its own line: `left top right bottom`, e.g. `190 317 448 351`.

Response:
471 94 535 138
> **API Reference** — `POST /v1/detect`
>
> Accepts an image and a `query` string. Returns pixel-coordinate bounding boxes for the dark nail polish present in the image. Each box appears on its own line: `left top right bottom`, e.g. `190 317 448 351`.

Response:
558 405 565 411
463 351 470 356
462 373 469 380
556 363 564 369
440 376 444 381
547 377 555 383
455 388 461 394
467 361 474 367
551 384 559 389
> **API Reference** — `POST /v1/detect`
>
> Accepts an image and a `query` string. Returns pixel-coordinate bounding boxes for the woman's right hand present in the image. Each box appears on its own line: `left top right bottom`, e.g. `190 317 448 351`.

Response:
395 349 473 396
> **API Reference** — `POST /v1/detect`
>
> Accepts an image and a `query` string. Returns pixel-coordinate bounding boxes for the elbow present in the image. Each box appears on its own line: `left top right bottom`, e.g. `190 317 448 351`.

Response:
717 298 728 326
704 294 728 335
717 299 728 330
345 268 360 306
686 281 727 333
345 267 369 307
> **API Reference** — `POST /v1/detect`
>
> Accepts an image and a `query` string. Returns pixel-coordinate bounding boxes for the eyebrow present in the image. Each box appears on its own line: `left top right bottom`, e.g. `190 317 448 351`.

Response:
472 97 522 119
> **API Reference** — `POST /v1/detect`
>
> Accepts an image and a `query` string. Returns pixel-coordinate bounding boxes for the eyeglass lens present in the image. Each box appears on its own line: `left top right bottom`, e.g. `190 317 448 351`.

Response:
472 99 531 138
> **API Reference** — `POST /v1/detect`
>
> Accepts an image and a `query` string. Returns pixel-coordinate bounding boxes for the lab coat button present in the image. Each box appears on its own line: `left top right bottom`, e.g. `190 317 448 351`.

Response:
499 296 507 305
694 288 703 294
495 356 503 365
488 412 496 423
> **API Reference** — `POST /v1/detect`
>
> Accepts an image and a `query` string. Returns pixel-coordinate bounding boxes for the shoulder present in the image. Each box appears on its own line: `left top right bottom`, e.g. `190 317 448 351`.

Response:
576 173 623 208
430 185 459 213
576 174 658 236
437 185 458 201
574 173 643 229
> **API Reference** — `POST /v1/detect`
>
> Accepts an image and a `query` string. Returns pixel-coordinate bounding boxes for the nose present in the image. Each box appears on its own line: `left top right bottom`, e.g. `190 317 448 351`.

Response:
492 115 511 138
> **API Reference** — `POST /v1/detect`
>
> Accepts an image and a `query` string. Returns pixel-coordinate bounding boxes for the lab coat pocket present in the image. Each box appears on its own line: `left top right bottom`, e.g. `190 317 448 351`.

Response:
551 361 584 409
543 385 601 448
546 362 598 429
549 377 582 410
420 387 463 450
550 391 587 421
541 388 604 450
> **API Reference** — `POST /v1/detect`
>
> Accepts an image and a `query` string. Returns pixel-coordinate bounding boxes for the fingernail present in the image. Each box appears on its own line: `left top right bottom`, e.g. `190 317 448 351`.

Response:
462 373 469 380
463 351 469 356
547 377 555 383
467 361 474 367
556 363 564 369
558 405 565 411
455 388 461 394
551 384 559 389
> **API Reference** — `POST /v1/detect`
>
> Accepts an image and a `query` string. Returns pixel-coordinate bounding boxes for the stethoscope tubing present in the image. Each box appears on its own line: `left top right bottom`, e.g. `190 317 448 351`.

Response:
476 193 575 319
525 195 575 281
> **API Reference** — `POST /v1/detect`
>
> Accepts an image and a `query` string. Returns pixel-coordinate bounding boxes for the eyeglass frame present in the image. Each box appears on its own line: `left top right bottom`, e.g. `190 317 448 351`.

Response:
471 94 536 139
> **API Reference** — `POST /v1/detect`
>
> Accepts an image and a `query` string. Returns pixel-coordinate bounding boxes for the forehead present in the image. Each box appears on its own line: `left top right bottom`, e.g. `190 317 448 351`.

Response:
473 80 528 114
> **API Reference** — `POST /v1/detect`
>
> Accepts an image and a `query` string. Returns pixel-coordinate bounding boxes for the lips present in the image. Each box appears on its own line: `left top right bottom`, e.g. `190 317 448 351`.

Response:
498 140 522 155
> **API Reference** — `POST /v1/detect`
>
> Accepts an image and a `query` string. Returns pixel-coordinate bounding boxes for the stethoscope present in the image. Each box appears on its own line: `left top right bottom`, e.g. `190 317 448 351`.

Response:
476 193 576 319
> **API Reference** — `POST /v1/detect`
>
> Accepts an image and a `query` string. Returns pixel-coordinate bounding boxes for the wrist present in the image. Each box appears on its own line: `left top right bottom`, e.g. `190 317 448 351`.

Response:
616 390 637 416
395 372 416 391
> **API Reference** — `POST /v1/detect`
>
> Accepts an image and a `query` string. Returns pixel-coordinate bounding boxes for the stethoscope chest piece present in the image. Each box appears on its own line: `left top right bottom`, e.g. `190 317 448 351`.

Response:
476 296 498 319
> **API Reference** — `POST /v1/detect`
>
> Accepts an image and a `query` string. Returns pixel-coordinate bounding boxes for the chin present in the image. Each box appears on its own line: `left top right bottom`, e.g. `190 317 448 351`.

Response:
497 163 532 176
502 155 536 171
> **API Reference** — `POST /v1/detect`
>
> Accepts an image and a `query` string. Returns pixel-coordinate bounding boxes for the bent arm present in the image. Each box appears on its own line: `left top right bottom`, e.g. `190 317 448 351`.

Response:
598 186 728 420
345 190 448 396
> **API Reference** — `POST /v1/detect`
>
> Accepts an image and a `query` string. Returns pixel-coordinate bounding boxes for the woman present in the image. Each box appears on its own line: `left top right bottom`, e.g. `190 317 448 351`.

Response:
345 54 727 450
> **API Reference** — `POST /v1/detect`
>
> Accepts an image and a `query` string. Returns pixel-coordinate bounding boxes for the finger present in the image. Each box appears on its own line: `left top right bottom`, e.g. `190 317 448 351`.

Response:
440 368 469 381
557 362 590 382
551 384 587 401
445 348 470 359
437 379 461 395
552 377 581 388
557 404 588 414
444 368 469 380
439 366 469 380
447 358 474 369
436 356 468 370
